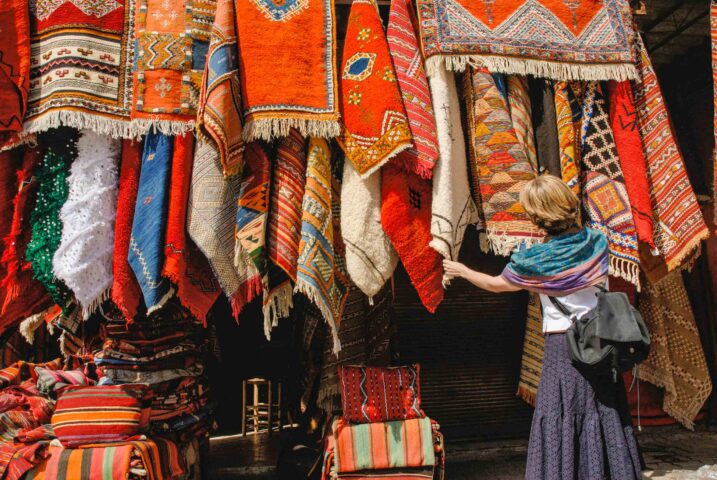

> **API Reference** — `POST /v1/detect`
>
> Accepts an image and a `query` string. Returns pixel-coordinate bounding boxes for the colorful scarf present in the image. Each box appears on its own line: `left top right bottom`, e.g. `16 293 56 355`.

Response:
606 80 654 248
506 76 537 171
342 161 397 299
296 138 349 353
129 132 174 313
130 0 215 135
381 164 444 313
234 142 271 334
266 130 306 325
554 82 581 196
428 65 479 272
632 34 709 271
187 139 243 316
1 148 51 331
466 68 542 256
339 0 413 178
517 292 543 406
580 83 640 287
25 0 133 137
0 0 30 136
531 79 561 177
639 272 713 430
386 0 438 179
235 0 340 141
26 129 76 309
53 130 120 319
197 0 245 178
112 140 143 322
162 134 220 324
416 0 638 82
502 228 608 296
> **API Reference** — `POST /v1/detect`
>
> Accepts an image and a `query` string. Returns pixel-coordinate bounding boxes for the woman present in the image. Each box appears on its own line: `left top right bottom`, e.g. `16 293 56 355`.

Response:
444 175 642 480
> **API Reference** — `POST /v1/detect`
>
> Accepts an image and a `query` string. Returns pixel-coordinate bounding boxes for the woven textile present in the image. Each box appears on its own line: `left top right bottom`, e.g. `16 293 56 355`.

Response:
35 367 91 396
0 152 19 300
632 34 709 271
131 0 215 135
0 149 51 330
638 272 713 430
517 292 543 406
0 0 30 136
342 161 398 299
26 129 76 310
606 80 654 248
339 365 424 424
25 0 133 137
554 82 581 196
112 140 143 322
580 83 640 287
296 138 349 353
466 68 542 256
381 164 444 313
162 134 220 324
235 0 340 141
332 417 435 472
52 384 149 447
234 142 271 333
0 425 52 480
197 0 244 177
129 132 173 313
416 0 637 81
428 66 479 271
386 0 438 179
53 130 120 319
713 1 717 228
187 139 243 315
506 76 537 171
339 0 413 178
266 130 306 325
531 79 561 177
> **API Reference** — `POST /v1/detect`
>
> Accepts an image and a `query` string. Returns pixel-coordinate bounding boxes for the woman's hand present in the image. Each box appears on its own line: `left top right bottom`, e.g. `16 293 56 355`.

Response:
443 259 468 282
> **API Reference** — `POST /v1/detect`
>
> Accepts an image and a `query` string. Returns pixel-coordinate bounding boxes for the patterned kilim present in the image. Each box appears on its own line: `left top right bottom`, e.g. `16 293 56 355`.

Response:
554 81 581 196
639 272 713 430
465 68 541 256
234 142 271 334
162 134 220 325
632 34 709 271
131 0 216 134
517 292 544 406
187 139 243 316
606 80 654 248
506 76 537 171
342 161 397 299
296 138 349 353
235 0 340 141
112 140 143 322
25 0 134 137
580 83 640 288
339 0 413 178
381 164 444 313
0 0 30 140
386 0 438 179
198 0 244 177
416 0 638 82
266 130 306 326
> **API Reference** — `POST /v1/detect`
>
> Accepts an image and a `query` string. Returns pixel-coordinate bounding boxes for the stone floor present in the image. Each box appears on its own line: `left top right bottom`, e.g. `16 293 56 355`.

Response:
208 426 717 479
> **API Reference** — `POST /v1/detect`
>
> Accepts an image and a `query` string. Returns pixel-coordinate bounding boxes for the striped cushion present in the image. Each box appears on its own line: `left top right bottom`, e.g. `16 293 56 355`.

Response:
34 368 92 396
338 365 424 424
51 385 149 448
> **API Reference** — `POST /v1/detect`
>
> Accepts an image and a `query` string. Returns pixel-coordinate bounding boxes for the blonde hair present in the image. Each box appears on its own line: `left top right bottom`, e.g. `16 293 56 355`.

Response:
519 175 579 235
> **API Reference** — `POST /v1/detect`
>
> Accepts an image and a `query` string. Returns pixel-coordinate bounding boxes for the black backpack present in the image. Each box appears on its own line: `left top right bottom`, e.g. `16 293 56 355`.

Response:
549 287 650 381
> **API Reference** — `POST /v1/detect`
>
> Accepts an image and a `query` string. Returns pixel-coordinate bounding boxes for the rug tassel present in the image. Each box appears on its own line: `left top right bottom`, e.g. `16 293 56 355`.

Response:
80 287 112 320
19 311 46 345
608 256 641 292
262 283 294 340
243 118 341 142
516 385 537 407
295 280 342 354
482 230 544 257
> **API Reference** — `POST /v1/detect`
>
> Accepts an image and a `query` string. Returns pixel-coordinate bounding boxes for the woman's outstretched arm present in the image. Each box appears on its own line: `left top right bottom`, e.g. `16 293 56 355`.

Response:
443 260 521 293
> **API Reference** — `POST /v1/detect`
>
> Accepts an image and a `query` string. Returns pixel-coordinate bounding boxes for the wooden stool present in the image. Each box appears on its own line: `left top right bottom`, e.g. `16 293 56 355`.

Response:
241 378 282 436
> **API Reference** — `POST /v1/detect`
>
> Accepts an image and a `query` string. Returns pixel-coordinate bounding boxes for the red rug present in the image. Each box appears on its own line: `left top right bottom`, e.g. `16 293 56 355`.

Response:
0 0 30 135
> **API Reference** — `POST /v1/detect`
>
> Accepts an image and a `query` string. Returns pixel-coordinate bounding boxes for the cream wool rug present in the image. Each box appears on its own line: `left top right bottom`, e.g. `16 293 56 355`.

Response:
341 160 398 299
428 66 479 281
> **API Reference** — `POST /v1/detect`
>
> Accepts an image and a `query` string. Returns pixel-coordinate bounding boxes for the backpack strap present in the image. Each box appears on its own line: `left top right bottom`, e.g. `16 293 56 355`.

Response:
547 295 573 318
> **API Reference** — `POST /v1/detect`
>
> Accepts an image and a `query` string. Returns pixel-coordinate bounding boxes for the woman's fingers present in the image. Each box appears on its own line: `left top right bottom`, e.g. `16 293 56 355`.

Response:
442 259 463 278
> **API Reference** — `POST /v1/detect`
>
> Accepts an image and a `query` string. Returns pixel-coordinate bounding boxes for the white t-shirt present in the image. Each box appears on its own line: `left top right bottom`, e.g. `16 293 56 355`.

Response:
539 285 602 333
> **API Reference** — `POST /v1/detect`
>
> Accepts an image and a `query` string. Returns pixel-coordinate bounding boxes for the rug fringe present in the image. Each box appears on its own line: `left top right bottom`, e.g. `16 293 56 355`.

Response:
129 119 196 139
664 227 709 272
608 256 641 291
482 230 544 257
638 368 697 430
81 287 111 320
243 118 341 142
425 55 638 82
357 141 413 180
0 131 36 152
262 282 294 340
295 280 342 354
516 385 537 407
19 311 46 345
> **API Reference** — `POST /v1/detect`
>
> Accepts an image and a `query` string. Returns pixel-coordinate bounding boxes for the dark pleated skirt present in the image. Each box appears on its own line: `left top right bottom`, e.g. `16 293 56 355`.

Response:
525 334 643 480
